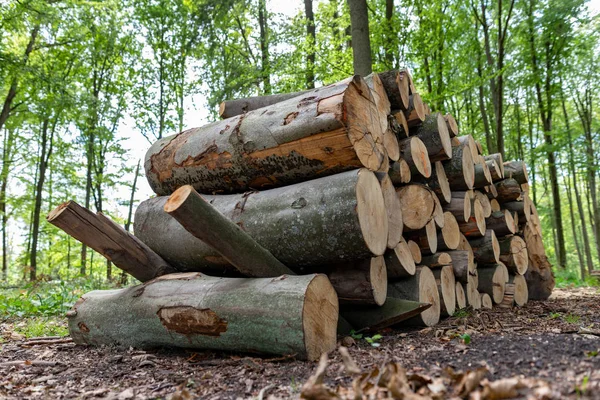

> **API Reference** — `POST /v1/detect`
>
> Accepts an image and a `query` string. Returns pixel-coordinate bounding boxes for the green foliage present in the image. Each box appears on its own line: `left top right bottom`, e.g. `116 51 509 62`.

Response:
13 317 69 338
349 330 382 347
453 309 471 318
459 333 471 345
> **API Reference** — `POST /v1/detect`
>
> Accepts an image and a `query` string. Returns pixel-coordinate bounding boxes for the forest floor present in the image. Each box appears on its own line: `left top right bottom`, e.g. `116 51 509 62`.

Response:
1 287 599 399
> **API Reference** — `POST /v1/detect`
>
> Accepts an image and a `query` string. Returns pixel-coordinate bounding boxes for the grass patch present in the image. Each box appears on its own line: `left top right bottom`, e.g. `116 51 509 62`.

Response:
13 316 69 338
453 309 471 318
554 268 600 288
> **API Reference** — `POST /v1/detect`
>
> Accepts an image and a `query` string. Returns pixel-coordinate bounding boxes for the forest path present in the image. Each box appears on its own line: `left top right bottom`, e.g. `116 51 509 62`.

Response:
0 287 599 399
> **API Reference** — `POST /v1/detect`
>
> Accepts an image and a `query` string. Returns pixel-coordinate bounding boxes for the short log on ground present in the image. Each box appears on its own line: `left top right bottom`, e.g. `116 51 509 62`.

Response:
67 273 338 361
387 266 440 326
328 257 387 306
477 264 506 304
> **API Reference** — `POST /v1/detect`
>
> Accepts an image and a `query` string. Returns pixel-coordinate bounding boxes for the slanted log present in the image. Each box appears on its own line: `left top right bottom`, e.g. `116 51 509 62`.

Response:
398 136 432 178
164 185 293 277
477 264 506 304
328 257 387 305
480 293 493 309
503 160 528 184
380 175 404 248
411 113 452 162
455 282 467 310
67 273 338 361
412 161 451 204
145 76 387 196
218 89 312 118
384 240 416 279
443 144 475 191
486 210 517 237
469 230 500 264
444 114 458 138
446 250 474 283
509 274 528 306
437 212 461 251
397 184 436 230
432 265 456 317
407 240 422 264
135 169 388 273
443 192 471 222
340 299 430 333
387 159 412 185
378 70 409 111
498 235 529 275
495 178 522 203
458 198 486 237
47 201 176 282
404 93 426 127
484 153 505 178
404 219 438 254
387 266 440 326
474 191 492 218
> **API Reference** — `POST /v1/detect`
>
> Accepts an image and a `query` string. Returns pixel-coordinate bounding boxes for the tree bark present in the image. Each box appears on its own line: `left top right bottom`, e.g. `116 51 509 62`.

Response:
485 210 516 237
387 159 411 185
411 113 452 162
304 0 316 88
503 160 528 184
347 0 372 76
378 70 409 111
219 89 313 119
67 272 338 361
477 264 505 304
145 76 387 195
469 230 500 264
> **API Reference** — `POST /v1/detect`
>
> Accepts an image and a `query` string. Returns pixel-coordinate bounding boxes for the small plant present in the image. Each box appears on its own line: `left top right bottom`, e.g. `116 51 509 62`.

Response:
585 350 598 358
13 316 69 338
548 312 561 319
453 309 470 318
564 314 581 324
364 334 382 348
459 333 471 345
576 375 589 397
349 330 363 340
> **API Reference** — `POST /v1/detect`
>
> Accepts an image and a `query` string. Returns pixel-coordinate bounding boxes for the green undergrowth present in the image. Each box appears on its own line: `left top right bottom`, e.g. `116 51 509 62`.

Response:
0 278 120 319
554 268 600 289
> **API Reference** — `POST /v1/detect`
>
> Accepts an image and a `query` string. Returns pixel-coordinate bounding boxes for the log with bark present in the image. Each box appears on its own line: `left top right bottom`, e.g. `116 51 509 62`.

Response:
523 222 555 300
464 275 481 309
145 76 388 195
443 192 472 223
412 161 451 204
446 250 475 284
379 174 404 249
135 169 389 273
411 113 452 162
473 155 493 188
432 265 456 317
398 137 432 178
377 70 409 111
485 210 517 237
495 178 522 203
365 73 399 162
340 299 430 333
503 160 528 184
469 230 500 264
420 252 452 269
387 266 440 326
480 293 493 309
407 240 422 264
384 240 416 279
477 264 506 304
328 257 387 306
498 235 529 275
484 153 504 179
437 212 461 251
486 158 503 181
404 93 426 127
404 219 438 254
444 114 458 138
503 197 531 223
396 184 436 230
455 282 467 310
67 272 338 361
458 198 486 237
390 111 409 140
474 191 492 218
47 201 177 282
387 159 411 185
509 274 529 306
456 135 478 161
218 89 312 118
444 144 475 191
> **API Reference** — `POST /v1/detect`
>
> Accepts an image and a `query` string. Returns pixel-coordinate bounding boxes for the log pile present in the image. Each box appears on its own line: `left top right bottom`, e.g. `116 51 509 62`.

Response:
48 70 554 361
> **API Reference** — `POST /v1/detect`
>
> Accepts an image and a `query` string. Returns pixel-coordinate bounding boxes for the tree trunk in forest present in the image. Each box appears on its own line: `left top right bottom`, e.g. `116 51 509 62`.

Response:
258 0 271 94
136 169 388 272
145 76 387 195
385 0 395 68
164 185 293 277
304 0 316 89
68 272 338 361
48 201 177 282
347 0 372 76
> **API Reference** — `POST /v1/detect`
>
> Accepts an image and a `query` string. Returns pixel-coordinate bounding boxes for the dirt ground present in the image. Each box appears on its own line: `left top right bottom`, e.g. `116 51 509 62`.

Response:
1 287 599 399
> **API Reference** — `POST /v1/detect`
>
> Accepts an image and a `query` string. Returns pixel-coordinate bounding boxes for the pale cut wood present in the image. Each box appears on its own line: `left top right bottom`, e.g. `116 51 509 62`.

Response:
485 183 499 199
475 140 484 155
523 222 554 300
405 219 438 254
444 143 475 191
135 169 388 273
68 273 338 361
407 240 422 264
387 159 412 185
164 185 293 278
503 197 531 223
420 252 452 268
384 240 416 279
411 113 452 162
341 299 430 333
498 283 515 308
477 264 506 304
379 175 404 249
443 193 471 222
432 194 445 228
464 275 481 309
387 266 440 326
412 161 451 204
145 76 387 195
400 68 417 94
469 230 500 264
328 257 387 306
480 293 493 309
474 191 492 218
404 93 426 127
437 212 461 251
446 250 474 283
444 113 458 137
509 274 528 306
365 73 399 162
498 235 529 275
456 135 478 161
503 160 528 184
378 70 409 111
486 210 517 237
490 199 501 212
458 198 486 238
473 155 492 188
484 153 505 178
495 178 522 203
432 265 456 317
455 282 467 310
396 184 436 230
398 136 432 178
47 201 176 282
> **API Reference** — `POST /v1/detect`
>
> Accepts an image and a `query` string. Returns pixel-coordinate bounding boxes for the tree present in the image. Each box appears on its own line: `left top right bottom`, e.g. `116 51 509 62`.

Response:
347 0 372 76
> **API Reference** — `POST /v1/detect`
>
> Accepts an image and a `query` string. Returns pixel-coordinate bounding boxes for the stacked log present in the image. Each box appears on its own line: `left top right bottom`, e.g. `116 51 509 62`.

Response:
49 69 554 361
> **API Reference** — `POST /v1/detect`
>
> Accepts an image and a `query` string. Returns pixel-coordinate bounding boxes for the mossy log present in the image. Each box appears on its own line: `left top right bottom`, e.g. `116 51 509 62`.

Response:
145 76 387 195
67 273 338 361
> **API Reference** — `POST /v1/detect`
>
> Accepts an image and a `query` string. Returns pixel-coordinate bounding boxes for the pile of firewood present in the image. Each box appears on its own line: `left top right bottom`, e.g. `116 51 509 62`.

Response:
48 70 554 362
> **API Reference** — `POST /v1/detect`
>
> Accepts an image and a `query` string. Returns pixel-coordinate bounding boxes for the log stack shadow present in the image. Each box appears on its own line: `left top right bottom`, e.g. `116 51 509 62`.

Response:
48 70 555 361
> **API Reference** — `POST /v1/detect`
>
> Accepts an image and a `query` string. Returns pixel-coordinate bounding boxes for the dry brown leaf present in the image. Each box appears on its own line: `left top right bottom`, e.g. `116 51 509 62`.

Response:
301 353 338 400
455 367 489 397
338 347 361 375
480 377 521 399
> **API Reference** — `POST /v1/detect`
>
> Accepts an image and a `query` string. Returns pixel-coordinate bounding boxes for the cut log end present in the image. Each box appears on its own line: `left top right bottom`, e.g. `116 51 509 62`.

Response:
433 265 456 317
357 169 389 256
439 212 460 250
455 281 466 310
510 274 529 307
407 240 422 264
163 185 194 213
304 274 340 360
371 257 388 306
397 184 436 231
418 267 441 326
46 201 70 221
481 293 493 309
380 175 404 249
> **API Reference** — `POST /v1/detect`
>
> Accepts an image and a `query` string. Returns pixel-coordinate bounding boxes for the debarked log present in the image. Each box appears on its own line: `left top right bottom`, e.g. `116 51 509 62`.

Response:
67 273 338 361
135 169 388 273
145 76 387 195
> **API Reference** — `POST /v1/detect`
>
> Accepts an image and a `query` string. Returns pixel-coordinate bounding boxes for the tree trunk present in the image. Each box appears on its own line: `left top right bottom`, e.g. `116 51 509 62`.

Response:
48 201 177 282
347 0 372 76
68 272 338 361
136 169 388 272
258 0 271 94
145 76 387 195
387 266 440 326
164 185 293 277
304 0 316 88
